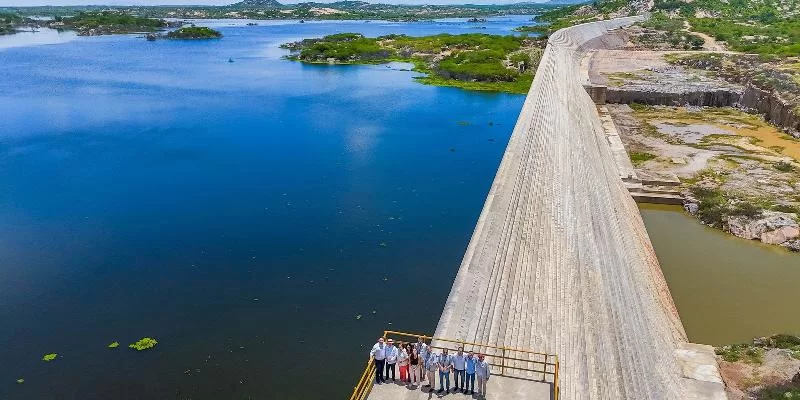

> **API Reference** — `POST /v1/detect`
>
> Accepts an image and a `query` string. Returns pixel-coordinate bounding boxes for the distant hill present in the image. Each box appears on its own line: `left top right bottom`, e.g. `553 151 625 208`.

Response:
546 0 588 4
231 0 284 8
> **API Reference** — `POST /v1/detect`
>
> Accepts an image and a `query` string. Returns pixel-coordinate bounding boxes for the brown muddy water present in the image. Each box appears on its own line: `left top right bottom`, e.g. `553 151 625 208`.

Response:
640 203 800 346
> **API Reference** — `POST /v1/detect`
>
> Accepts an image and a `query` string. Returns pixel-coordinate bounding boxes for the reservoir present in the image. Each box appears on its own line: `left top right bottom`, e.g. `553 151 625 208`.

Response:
0 17 529 399
640 204 800 346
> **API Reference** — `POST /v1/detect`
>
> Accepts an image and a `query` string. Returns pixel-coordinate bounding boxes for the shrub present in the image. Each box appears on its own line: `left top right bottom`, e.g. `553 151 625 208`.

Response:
729 201 762 218
775 161 795 172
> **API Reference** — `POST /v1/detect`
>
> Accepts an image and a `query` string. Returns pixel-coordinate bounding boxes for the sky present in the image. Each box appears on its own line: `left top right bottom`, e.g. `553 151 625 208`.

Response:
0 0 544 5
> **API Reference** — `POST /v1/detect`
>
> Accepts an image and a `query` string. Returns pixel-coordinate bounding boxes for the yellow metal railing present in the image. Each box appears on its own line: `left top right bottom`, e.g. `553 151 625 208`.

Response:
350 330 560 400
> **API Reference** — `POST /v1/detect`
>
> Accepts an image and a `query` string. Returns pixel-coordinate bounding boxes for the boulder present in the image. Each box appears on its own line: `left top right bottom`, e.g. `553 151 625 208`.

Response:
784 240 800 252
727 212 799 241
684 202 699 215
761 225 800 245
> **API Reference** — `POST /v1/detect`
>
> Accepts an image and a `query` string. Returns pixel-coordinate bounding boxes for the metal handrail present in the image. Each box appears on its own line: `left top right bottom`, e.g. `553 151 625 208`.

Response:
350 330 560 400
349 356 376 400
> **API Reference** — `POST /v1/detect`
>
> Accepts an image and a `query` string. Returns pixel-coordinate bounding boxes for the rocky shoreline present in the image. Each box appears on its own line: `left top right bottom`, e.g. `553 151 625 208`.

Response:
683 196 800 251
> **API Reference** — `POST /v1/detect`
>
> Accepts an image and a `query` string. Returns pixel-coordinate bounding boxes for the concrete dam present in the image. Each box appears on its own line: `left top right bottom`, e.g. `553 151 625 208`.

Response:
366 17 727 400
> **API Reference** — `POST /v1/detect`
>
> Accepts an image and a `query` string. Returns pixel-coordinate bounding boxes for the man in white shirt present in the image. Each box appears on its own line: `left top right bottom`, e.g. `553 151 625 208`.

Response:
384 339 399 381
369 337 387 384
452 346 467 393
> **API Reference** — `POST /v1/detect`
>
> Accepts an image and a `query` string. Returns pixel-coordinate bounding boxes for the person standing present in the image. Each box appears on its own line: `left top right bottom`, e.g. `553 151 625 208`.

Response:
409 345 421 386
385 339 399 382
398 342 410 382
452 346 466 393
475 353 491 397
437 348 453 394
370 338 387 384
424 346 438 391
465 351 477 395
416 337 430 386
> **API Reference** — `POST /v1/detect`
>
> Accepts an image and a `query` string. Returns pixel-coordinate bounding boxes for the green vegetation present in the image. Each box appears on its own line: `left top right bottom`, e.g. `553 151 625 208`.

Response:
757 387 800 400
636 13 705 50
0 11 22 35
534 0 633 33
42 353 57 362
715 343 765 363
1 3 554 22
775 161 795 172
16 378 24 384
689 186 764 227
108 341 120 348
166 26 222 39
629 151 656 165
282 32 544 94
57 11 167 35
649 0 800 55
512 24 549 35
129 337 158 351
716 334 800 364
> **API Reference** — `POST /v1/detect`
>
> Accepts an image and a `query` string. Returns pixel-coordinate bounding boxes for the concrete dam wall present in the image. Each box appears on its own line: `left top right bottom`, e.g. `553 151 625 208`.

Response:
431 17 718 399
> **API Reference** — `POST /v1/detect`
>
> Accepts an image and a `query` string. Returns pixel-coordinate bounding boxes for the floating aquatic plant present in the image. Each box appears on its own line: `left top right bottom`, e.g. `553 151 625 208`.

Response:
129 337 158 351
108 342 120 349
16 378 24 384
42 353 57 362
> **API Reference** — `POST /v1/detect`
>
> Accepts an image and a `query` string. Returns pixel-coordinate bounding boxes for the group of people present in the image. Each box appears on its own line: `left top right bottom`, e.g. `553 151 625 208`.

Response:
369 336 491 397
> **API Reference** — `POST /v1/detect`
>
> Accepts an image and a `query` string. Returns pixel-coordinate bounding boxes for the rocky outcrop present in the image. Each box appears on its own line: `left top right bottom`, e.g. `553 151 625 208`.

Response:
727 212 800 248
740 84 800 138
605 87 741 107
784 240 800 252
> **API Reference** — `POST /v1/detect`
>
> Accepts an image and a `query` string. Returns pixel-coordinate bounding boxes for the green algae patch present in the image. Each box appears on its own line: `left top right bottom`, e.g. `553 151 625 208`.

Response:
108 341 120 349
129 337 158 351
42 353 57 362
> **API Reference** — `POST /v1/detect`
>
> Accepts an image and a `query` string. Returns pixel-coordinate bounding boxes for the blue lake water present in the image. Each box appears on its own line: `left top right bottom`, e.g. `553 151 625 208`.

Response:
0 17 532 399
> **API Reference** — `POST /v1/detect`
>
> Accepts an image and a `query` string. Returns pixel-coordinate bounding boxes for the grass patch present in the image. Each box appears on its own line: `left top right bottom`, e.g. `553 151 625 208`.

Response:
715 344 765 364
772 204 799 214
108 341 120 349
629 151 656 166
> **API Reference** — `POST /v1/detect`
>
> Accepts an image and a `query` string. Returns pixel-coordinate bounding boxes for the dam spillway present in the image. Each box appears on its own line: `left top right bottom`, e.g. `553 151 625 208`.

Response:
367 17 727 400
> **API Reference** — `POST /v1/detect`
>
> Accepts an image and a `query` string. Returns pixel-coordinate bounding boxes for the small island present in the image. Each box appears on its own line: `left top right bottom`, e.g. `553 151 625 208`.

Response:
49 11 171 36
281 32 544 93
166 26 222 39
